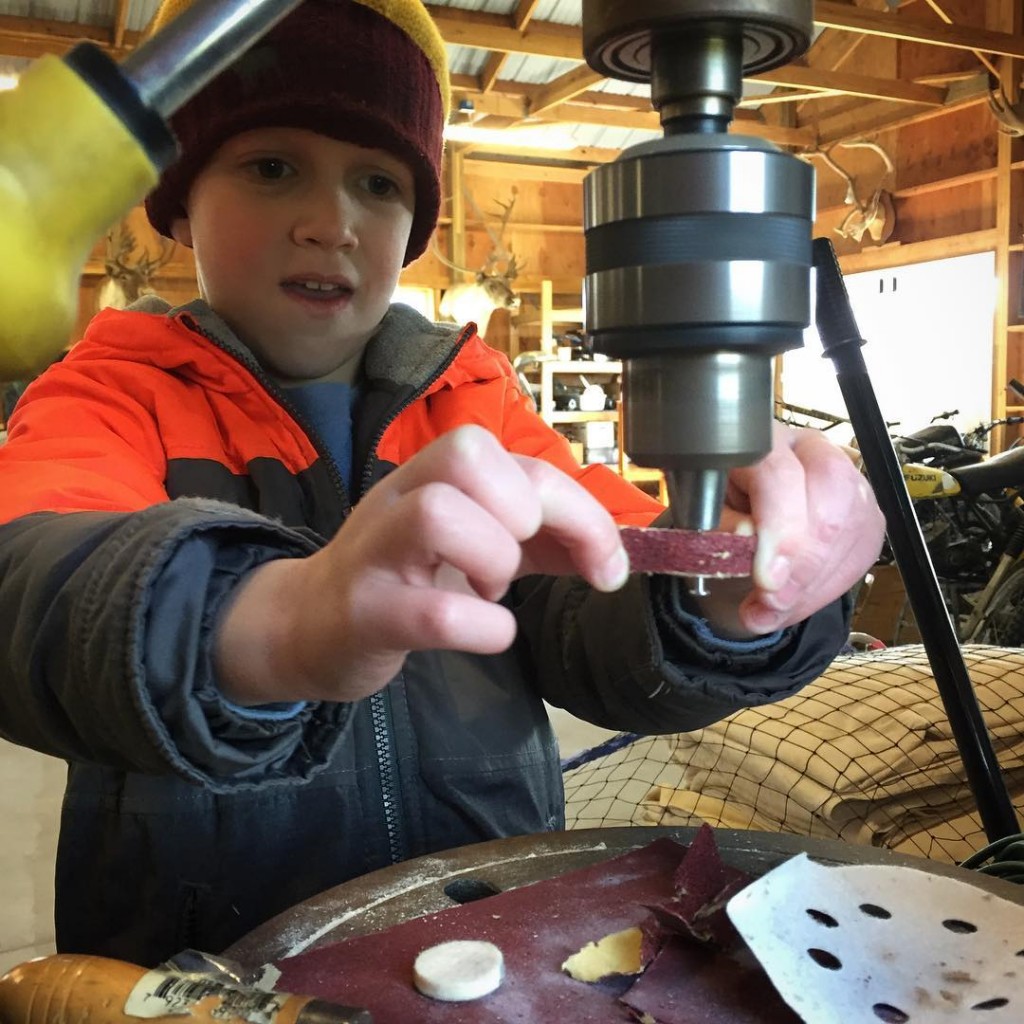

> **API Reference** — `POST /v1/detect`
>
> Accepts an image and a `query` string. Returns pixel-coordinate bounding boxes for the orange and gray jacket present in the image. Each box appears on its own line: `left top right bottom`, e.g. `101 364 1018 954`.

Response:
0 299 848 963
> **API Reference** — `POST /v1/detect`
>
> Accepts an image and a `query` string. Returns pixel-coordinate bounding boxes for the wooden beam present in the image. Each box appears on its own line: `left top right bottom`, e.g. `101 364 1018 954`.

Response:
425 4 581 60
512 0 541 33
727 117 817 148
529 65 603 117
752 64 946 106
479 52 507 94
439 2 1008 67
452 89 529 120
458 68 939 142
438 216 582 235
458 88 815 147
802 0 919 70
541 100 658 131
836 229 997 274
463 159 591 185
814 1 1024 60
112 0 131 50
450 149 470 283
463 142 618 163
743 89 846 106
893 166 998 199
989 0 1022 447
816 72 989 145
0 15 140 59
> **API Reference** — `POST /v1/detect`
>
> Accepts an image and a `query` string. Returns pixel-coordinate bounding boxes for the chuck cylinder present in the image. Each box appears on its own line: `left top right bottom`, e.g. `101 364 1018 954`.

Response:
584 134 814 473
581 0 815 529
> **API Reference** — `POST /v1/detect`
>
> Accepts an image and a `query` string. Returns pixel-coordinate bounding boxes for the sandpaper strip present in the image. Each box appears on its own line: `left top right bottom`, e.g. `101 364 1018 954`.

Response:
621 526 755 578
273 840 687 1023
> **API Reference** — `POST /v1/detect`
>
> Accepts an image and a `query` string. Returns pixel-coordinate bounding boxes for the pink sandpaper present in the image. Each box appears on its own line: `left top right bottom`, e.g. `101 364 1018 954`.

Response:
272 829 790 1024
621 527 755 578
620 938 801 1024
273 839 684 1023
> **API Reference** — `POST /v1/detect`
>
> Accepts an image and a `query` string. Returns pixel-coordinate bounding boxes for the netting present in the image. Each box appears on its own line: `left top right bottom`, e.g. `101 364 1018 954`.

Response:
563 644 1024 866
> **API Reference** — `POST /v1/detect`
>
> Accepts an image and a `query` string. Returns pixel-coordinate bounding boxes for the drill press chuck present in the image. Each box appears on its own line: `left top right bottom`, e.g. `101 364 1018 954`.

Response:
581 0 815 530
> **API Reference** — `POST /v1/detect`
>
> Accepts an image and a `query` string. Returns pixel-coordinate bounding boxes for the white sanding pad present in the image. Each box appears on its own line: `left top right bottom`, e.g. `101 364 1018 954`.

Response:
412 939 505 1002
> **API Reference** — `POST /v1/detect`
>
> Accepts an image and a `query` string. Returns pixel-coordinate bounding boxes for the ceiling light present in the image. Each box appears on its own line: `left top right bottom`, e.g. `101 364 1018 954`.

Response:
443 122 579 151
0 72 19 91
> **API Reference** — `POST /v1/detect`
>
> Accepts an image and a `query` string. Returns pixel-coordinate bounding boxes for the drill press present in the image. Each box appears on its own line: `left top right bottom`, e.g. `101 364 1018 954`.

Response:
581 0 816 531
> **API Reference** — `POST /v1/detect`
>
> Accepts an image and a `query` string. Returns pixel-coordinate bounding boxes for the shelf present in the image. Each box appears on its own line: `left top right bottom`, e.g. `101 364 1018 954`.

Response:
540 360 622 375
551 307 584 323
1007 325 1024 333
548 411 619 424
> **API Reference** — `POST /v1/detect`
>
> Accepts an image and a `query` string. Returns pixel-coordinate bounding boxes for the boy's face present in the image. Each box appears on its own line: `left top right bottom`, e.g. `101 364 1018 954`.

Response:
171 127 416 380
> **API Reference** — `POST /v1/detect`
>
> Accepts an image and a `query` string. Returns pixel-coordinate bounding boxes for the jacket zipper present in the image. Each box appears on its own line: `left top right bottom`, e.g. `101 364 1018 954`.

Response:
360 325 472 863
184 312 472 866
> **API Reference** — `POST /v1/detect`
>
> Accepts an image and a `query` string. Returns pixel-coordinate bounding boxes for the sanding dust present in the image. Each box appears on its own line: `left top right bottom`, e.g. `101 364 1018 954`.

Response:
413 940 505 1002
561 926 646 981
277 840 609 958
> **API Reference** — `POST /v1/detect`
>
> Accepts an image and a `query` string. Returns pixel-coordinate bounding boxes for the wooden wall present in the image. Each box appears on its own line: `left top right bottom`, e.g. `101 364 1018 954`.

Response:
73 4 1014 369
75 166 585 365
811 1 1002 265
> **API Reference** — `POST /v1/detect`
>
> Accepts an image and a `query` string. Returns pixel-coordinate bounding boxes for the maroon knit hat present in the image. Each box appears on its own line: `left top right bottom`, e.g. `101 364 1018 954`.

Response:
144 0 447 264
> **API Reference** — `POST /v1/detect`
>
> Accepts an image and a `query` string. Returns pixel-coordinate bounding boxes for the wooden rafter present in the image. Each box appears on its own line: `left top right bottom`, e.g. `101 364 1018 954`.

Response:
529 65 603 117
512 0 541 34
0 14 139 59
814 1 1024 60
112 0 131 50
425 5 582 60
479 52 507 94
752 64 945 106
804 0 919 72
0 1 1014 162
462 141 618 164
454 80 817 148
425 2 1024 64
5 3 1020 70
745 89 845 106
815 72 989 145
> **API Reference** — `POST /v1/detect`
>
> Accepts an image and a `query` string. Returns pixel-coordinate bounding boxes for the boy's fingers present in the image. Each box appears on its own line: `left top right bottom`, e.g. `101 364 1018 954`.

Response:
511 455 628 591
737 430 883 631
377 484 523 601
729 424 809 590
363 425 627 593
371 425 544 542
352 582 518 655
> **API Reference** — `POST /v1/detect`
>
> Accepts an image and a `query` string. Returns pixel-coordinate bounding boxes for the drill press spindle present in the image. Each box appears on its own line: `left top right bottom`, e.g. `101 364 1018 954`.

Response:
582 0 816 532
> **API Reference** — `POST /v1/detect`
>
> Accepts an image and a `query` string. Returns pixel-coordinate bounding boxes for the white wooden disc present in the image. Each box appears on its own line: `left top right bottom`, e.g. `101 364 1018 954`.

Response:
412 939 505 1002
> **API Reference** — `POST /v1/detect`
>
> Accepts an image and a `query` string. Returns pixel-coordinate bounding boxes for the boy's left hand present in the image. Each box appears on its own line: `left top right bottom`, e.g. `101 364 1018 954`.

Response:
691 423 886 638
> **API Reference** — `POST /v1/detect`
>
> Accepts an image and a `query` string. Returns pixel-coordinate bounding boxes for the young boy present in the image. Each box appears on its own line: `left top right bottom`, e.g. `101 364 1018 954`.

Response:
0 0 883 965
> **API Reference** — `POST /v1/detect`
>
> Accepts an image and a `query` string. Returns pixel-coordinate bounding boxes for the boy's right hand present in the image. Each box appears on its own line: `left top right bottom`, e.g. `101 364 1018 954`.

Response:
214 426 629 706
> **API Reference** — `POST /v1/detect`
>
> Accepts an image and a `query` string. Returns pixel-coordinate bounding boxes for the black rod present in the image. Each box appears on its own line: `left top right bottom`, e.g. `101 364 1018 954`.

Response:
813 237 1019 843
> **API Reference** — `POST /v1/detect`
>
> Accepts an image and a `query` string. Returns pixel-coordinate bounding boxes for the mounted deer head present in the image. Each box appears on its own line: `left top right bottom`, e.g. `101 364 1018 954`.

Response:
433 189 523 336
98 221 176 311
805 140 896 245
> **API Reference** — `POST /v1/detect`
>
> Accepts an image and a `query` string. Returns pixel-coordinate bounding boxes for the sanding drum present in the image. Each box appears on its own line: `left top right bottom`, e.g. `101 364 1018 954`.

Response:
581 0 816 530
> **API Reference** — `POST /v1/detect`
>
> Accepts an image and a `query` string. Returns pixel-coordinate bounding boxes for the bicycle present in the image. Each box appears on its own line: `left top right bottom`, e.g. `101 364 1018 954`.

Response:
892 418 1024 644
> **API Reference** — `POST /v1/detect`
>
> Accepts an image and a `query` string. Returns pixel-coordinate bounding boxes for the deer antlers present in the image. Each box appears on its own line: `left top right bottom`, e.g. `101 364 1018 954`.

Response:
99 220 177 310
104 222 176 284
431 188 523 283
803 140 896 244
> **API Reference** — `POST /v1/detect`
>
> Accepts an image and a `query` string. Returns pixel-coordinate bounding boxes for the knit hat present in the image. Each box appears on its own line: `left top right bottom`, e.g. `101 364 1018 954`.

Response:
144 0 449 264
